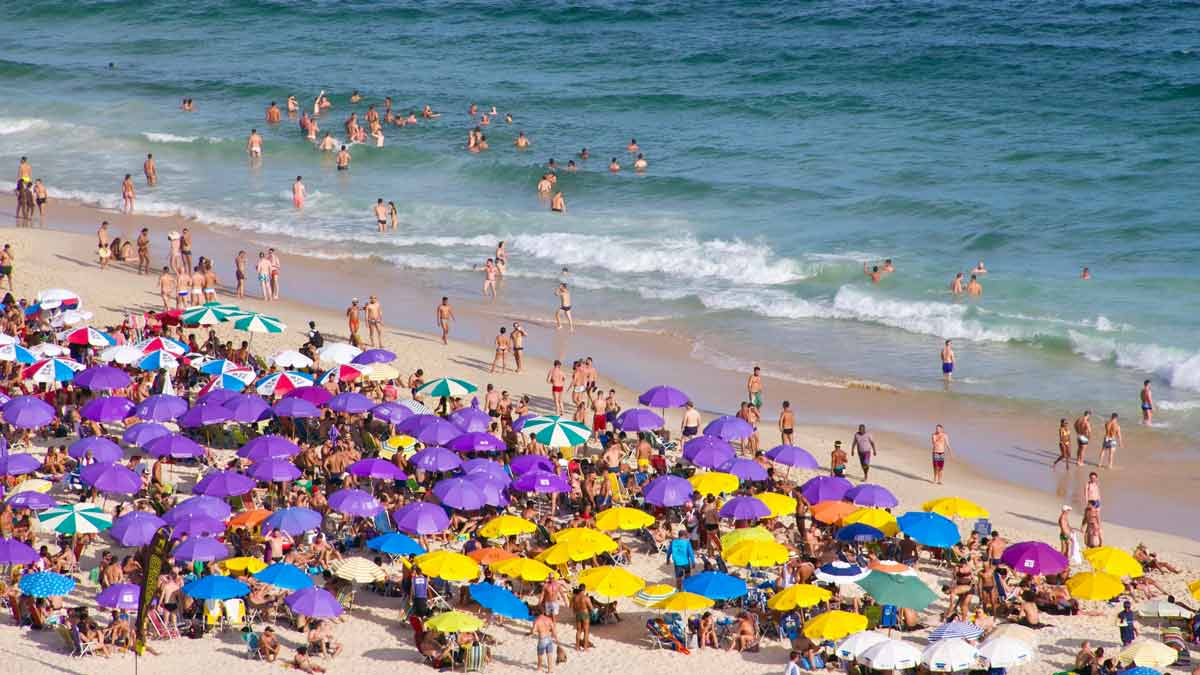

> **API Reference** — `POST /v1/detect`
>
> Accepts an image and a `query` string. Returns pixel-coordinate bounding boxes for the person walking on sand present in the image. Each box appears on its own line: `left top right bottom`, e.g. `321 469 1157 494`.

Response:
234 250 246 298
144 153 157 186
681 402 701 442
121 174 135 213
778 401 795 446
346 298 361 345
293 176 306 209
532 609 557 674
97 222 111 269
267 248 281 299
512 321 527 372
1100 413 1123 469
136 228 150 275
490 327 510 374
0 244 12 293
1084 471 1101 511
373 198 387 232
1074 410 1092 466
931 424 950 485
435 297 454 345
157 266 175 311
1058 505 1073 558
1140 380 1153 425
941 340 955 383
852 423 876 480
555 283 574 331
547 360 566 415
255 252 272 301
364 295 384 347
481 259 497 299
1052 418 1072 469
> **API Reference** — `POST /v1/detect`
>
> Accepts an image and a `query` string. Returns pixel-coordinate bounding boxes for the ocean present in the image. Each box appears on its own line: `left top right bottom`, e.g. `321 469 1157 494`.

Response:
2 1 1200 430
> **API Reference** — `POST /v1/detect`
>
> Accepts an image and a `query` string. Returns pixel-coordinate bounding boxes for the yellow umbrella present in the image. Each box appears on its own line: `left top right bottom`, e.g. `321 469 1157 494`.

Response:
810 500 859 524
653 591 713 612
416 550 480 582
1189 579 1200 601
595 507 655 531
537 540 611 566
633 583 678 607
491 557 554 582
1066 571 1124 601
331 556 387 583
803 610 868 641
366 364 400 382
724 539 790 568
922 497 989 519
1118 640 1178 669
767 584 832 611
755 492 797 519
425 610 484 634
12 478 52 494
386 434 418 450
220 556 267 574
550 527 618 550
479 514 537 539
577 565 645 598
842 507 899 536
689 471 739 496
720 525 773 551
1084 547 1144 579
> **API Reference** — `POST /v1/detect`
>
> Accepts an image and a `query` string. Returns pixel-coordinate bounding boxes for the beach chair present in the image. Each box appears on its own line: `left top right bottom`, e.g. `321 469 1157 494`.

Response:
223 598 247 630
879 605 898 630
203 598 225 631
55 625 76 654
1163 628 1191 667
147 606 180 639
69 624 98 657
373 511 396 535
645 618 689 653
973 519 992 538
460 642 489 672
241 630 262 660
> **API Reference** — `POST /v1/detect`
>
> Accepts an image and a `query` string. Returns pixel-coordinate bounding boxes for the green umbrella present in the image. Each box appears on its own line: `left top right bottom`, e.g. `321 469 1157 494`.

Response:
522 415 592 448
181 304 237 326
416 377 477 398
38 502 113 535
855 571 937 610
233 312 286 334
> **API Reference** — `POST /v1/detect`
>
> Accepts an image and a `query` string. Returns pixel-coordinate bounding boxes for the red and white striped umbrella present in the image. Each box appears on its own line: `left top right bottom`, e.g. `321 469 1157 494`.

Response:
254 371 315 397
59 326 116 347
317 363 372 385
135 336 188 356
22 357 85 383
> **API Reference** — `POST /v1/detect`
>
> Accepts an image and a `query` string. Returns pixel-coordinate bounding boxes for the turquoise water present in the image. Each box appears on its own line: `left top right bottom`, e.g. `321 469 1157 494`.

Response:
2 1 1200 427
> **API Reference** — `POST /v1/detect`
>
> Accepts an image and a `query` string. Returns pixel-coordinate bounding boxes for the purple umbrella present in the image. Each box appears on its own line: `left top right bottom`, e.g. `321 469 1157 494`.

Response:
326 392 374 414
3 396 55 428
285 586 343 618
683 436 735 468
1000 541 1069 576
449 406 491 433
123 422 170 447
462 459 509 482
80 396 135 423
512 414 536 432
800 475 853 504
765 445 819 469
0 537 40 565
146 433 205 459
263 507 322 535
703 415 755 441
135 394 188 421
719 496 772 520
282 385 332 406
80 462 142 494
845 484 899 508
465 473 510 507
110 511 167 546
75 366 132 392
510 454 554 475
272 397 320 418
169 514 227 539
238 435 301 460
409 447 463 473
164 496 232 523
643 475 694 507
178 404 233 428
351 349 396 365
718 457 769 482
348 458 406 481
615 408 665 432
432 477 487 510
369 402 412 425
196 388 238 407
172 536 229 562
248 458 301 482
447 432 506 454
398 415 462 446
327 488 383 517
392 502 450 535
97 583 141 610
193 470 256 497
6 491 58 510
0 453 42 475
511 470 570 494
222 393 274 423
68 437 123 463
638 385 690 409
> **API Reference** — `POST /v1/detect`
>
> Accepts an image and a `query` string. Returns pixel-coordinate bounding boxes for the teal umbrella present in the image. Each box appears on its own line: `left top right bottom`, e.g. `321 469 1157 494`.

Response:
181 304 238 326
522 415 591 447
234 312 286 334
38 502 113 535
856 571 937 610
416 377 477 398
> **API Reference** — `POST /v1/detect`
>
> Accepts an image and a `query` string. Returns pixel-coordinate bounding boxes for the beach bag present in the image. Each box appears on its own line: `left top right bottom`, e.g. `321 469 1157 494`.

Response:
1069 532 1084 567
556 644 568 664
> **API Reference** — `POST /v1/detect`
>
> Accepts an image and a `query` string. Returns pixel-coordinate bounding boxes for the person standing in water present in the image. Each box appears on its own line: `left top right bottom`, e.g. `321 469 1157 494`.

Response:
1140 380 1153 425
941 340 955 383
1074 410 1092 466
373 198 388 233
121 174 135 213
293 176 306 209
1100 413 1122 469
246 128 263 157
143 153 157 186
255 252 272 301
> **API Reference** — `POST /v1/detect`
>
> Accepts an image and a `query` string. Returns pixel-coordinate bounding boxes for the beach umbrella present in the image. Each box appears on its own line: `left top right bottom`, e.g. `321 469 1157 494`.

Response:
929 620 984 642
12 478 52 495
197 389 238 407
860 639 923 671
145 433 204 459
122 422 170 447
23 356 84 383
845 483 899 508
491 557 553 582
270 350 313 369
19 571 76 598
634 584 678 608
285 587 343 617
416 377 476 398
61 326 116 347
326 391 374 414
416 550 480 581
836 523 886 543
228 509 272 529
181 304 238 326
316 342 361 365
719 495 771 520
74 365 131 391
39 502 112 534
857 571 937 610
816 561 870 585
254 371 314 396
165 495 232 523
0 538 39 565
1119 641 1177 669
220 557 267 574
682 571 747 600
271 397 319 419
615 408 664 432
642 475 693 507
804 610 868 641
703 415 754 441
1118 669 1163 675
29 342 69 358
465 473 508 509
1137 600 1191 619
197 358 249 376
978 636 1034 668
683 435 735 468
521 415 591 447
193 470 256 497
447 431 505 453
426 610 484 633
836 630 890 659
0 453 41 475
398 415 463 446
449 406 491 433
1084 546 1144 578
68 436 121 462
988 626 1038 645
80 396 135 422
479 515 536 539
511 414 537 432
370 401 412 425
278 386 329 408
754 492 797 519
1066 571 1124 600
109 511 166 547
720 526 773 551
80 462 142 495
347 458 406 481
433 477 487 511
98 344 143 365
263 507 322 535
510 454 554 475
512 469 570 493
198 370 254 394
765 444 819 469
1001 541 1069 576
536 540 604 566
3 395 55 428
637 385 689 409
688 471 739 496
366 364 400 382
801 475 853 503
922 637 980 671
248 458 301 483
237 434 301 461
328 488 383 517
169 514 227 539
394 502 450 535
843 507 899 536
578 565 645 598
0 343 37 364
352 348 396 365
135 394 188 421
136 336 187 356
36 288 80 309
0 333 13 346
221 393 274 423
6 491 58 511
182 575 249 600
550 528 618 550
331 556 386 583
595 506 655 532
923 497 989 519
319 363 373 386
896 511 959 548
809 501 858 525
718 457 768 481
767 584 831 611
398 399 434 416
172 536 229 562
136 349 178 371
724 539 790 567
366 532 425 556
469 582 531 621
233 312 285 334
178 403 234 428
410 447 464 473
468 547 515 565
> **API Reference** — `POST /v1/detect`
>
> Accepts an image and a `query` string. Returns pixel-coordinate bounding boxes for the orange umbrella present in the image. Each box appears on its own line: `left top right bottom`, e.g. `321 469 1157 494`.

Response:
468 547 516 565
228 509 272 529
870 560 912 574
810 500 858 524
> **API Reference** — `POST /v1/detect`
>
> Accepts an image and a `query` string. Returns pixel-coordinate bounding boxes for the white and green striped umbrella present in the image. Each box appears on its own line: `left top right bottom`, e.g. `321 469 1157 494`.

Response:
522 415 592 447
233 312 286 334
181 304 238 326
38 502 113 535
416 377 477 398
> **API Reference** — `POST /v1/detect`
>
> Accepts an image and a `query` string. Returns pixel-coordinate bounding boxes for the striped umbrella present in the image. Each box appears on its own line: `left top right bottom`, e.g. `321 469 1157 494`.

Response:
0 343 37 364
254 371 314 397
181 304 237 326
317 342 362 365
135 336 188 356
198 359 250 376
137 349 178 371
929 620 984 642
29 342 69 358
19 571 76 598
416 377 477 398
398 399 434 416
633 583 678 607
198 370 254 394
97 344 143 365
22 357 85 383
60 326 116 347
233 312 286 334
270 350 313 369
330 557 386 583
39 502 113 534
317 363 371 385
521 415 591 447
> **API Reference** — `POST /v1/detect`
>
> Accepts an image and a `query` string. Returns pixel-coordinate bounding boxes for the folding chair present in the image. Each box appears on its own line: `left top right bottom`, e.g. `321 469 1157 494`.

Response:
241 630 262 659
223 598 247 630
203 599 225 631
373 511 396 534
69 624 98 657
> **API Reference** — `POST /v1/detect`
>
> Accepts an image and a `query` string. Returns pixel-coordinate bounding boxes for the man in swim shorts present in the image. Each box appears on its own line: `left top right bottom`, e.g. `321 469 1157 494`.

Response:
373 198 387 232
778 401 795 446
1073 411 1091 466
1140 380 1153 425
851 423 876 480
555 283 573 332
681 401 700 441
546 360 566 416
941 340 955 383
0 244 14 292
931 424 950 485
747 366 763 410
1100 413 1122 469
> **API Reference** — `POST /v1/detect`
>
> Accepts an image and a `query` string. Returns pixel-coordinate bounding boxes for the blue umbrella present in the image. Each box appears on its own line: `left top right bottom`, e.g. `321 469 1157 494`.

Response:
110 511 167 547
835 523 885 543
469 582 531 620
683 572 747 600
182 575 249 600
928 620 984 642
254 562 314 591
0 343 36 364
263 507 322 535
897 511 960 548
20 571 76 597
366 532 425 556
122 421 170 447
1120 669 1162 675
136 349 178 371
